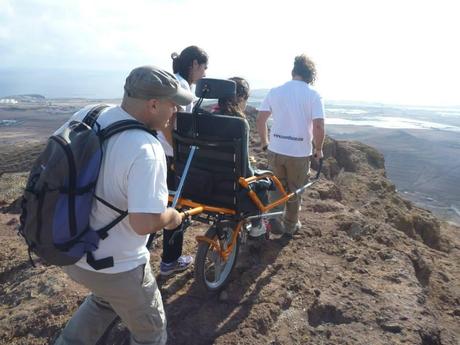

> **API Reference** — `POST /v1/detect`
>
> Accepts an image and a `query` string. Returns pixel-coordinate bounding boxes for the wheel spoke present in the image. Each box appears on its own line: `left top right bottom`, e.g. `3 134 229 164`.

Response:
208 249 222 282
197 223 240 291
214 259 222 282
209 249 219 262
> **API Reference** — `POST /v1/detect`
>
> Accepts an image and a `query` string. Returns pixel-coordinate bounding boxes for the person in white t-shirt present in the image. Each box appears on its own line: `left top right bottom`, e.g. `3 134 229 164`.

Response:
54 66 193 345
156 45 209 276
256 54 325 237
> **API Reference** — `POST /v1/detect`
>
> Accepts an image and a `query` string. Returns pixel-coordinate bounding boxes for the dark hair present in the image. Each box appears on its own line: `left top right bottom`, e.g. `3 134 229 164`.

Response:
171 45 208 84
292 54 317 84
216 77 250 118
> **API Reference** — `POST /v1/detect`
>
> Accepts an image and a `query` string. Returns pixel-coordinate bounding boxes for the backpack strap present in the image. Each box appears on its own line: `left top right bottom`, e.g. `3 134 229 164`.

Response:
99 119 158 141
93 119 158 238
94 195 128 239
82 104 109 128
86 252 114 271
83 119 158 271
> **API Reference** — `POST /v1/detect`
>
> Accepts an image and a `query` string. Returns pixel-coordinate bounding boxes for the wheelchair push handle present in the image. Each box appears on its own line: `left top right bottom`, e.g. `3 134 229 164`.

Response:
178 206 204 219
292 157 323 197
167 206 204 246
313 158 323 180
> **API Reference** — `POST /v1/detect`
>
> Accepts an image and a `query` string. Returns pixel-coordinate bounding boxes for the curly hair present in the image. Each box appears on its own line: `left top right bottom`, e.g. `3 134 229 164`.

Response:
217 77 250 118
292 54 317 84
171 45 208 84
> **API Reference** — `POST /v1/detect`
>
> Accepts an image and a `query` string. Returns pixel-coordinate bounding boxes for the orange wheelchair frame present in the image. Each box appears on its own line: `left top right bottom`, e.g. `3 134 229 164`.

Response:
169 168 321 293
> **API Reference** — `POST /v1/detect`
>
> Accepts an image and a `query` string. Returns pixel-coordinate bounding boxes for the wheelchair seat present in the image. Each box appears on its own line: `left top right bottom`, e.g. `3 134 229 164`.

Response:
173 112 269 214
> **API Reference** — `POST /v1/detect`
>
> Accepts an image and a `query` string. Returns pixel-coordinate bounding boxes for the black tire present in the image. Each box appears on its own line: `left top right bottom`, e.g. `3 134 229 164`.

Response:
195 223 240 293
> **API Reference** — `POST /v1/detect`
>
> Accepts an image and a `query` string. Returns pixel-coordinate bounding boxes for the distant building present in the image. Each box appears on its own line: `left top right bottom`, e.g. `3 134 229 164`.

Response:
0 98 19 104
0 94 46 104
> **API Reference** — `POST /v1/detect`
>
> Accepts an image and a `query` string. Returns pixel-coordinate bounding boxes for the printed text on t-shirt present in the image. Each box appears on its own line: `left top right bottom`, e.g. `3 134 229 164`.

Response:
273 133 304 141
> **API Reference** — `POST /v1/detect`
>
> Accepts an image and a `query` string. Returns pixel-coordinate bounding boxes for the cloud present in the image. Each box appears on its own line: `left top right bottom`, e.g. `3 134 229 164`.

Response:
1 0 459 105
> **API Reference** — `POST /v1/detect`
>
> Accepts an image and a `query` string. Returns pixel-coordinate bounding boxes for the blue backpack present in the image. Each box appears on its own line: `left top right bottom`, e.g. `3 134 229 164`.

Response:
19 105 156 270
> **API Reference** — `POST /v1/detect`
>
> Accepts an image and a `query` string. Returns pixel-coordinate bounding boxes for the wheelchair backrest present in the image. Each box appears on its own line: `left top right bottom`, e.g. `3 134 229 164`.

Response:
173 111 251 209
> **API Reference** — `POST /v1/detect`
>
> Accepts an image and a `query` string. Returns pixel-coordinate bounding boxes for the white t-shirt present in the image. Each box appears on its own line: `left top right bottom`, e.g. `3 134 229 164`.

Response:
57 105 168 273
157 73 196 156
259 80 325 157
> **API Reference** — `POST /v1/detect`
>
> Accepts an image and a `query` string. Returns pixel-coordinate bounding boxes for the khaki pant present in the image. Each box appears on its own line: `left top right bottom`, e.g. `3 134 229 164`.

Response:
55 264 167 345
268 151 310 232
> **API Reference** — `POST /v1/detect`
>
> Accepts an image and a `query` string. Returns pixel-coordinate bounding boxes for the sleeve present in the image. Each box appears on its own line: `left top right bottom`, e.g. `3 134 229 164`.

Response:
156 131 174 157
311 91 325 120
258 91 272 112
127 151 168 214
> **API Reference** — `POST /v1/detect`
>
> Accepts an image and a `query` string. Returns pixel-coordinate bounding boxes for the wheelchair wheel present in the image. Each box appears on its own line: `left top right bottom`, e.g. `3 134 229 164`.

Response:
195 223 240 293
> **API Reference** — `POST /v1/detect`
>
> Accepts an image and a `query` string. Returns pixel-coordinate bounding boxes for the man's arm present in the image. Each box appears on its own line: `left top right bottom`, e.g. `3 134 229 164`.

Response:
312 118 325 159
256 111 271 149
129 207 182 236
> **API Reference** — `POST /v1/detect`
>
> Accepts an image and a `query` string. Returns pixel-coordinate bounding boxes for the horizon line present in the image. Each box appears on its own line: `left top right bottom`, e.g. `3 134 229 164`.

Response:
1 94 459 110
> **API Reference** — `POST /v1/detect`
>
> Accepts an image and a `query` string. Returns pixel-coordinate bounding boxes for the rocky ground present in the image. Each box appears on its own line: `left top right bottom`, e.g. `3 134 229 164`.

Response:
0 105 459 344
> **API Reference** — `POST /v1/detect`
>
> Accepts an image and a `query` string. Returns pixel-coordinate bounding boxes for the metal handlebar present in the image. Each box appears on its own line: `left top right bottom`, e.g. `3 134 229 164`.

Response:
314 157 323 180
167 158 324 246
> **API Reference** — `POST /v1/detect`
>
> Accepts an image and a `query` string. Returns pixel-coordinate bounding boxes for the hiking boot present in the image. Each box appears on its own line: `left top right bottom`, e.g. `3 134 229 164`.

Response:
248 220 267 240
160 255 193 276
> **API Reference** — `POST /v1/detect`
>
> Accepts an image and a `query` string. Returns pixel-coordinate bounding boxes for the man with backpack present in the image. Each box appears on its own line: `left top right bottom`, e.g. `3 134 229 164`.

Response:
52 66 193 345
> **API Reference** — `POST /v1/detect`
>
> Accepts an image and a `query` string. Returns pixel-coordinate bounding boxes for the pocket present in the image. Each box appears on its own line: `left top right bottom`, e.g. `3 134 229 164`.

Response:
141 264 154 287
291 158 310 189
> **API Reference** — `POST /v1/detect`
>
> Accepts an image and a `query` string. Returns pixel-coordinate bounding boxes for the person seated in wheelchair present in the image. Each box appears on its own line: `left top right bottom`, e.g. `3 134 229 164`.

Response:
211 77 269 239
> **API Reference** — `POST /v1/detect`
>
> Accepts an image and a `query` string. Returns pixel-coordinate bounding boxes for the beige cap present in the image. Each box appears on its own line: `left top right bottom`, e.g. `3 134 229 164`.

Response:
124 65 193 106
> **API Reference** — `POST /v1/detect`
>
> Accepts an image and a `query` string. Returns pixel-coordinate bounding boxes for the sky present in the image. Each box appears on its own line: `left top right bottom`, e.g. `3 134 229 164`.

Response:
1 0 459 106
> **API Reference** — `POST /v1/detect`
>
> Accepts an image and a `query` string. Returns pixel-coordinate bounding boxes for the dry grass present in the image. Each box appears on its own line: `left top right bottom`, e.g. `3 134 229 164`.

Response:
0 172 28 204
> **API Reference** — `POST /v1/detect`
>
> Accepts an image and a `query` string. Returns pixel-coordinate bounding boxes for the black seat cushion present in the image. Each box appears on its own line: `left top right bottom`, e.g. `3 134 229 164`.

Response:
173 112 272 213
173 112 249 209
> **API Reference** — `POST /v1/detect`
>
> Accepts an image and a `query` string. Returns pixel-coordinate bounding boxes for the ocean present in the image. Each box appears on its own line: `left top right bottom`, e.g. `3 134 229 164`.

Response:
316 102 460 225
248 96 460 225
